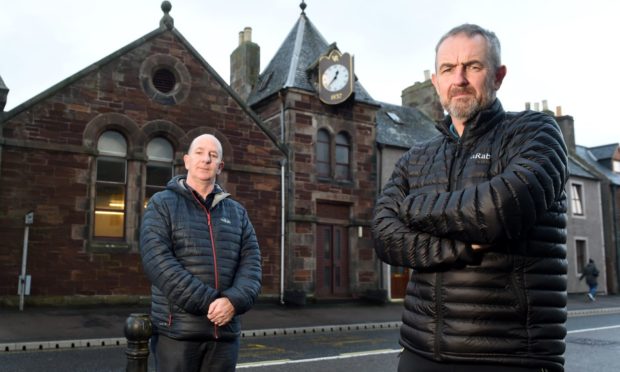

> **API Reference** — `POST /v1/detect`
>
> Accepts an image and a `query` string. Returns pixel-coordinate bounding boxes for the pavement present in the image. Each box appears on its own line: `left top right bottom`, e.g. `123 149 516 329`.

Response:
1 294 620 351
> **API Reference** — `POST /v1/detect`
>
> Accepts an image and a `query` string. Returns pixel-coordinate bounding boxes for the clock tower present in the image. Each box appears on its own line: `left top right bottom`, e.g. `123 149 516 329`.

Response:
318 49 354 105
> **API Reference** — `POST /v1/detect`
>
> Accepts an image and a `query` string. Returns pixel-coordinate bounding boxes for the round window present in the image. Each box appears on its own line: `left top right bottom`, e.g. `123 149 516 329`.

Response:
152 68 177 94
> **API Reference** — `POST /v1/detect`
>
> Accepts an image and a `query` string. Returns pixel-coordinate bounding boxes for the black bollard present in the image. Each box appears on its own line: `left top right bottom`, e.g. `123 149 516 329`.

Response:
124 313 152 372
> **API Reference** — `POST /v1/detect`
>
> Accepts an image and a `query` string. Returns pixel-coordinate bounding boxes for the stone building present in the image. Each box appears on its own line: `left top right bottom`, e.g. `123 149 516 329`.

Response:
0 4 285 305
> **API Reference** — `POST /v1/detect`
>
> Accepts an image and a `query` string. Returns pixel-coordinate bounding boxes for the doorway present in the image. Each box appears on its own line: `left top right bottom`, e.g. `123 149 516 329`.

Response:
316 224 349 297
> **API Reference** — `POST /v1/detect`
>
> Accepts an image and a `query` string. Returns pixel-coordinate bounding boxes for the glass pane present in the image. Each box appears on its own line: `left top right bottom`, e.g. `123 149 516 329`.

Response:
147 163 172 186
97 157 126 183
317 142 329 162
144 186 164 208
318 129 330 143
317 162 330 177
97 131 127 156
336 144 349 163
147 138 174 162
95 184 125 210
335 164 349 180
94 211 124 238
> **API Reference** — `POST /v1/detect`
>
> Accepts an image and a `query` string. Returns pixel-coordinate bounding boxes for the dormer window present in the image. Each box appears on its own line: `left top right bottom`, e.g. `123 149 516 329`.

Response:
386 111 402 124
613 160 620 173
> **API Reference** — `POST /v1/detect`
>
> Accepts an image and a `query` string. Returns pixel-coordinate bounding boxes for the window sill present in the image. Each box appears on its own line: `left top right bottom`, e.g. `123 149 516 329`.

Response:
88 241 132 253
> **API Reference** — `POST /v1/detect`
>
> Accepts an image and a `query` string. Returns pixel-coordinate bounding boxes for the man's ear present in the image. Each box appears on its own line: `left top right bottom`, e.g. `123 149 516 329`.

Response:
217 161 224 175
494 65 507 89
183 154 190 171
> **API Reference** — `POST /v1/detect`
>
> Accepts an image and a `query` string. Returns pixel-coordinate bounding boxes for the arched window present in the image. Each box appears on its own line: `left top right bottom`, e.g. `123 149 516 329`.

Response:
145 137 174 207
317 129 331 178
94 131 127 239
335 132 351 180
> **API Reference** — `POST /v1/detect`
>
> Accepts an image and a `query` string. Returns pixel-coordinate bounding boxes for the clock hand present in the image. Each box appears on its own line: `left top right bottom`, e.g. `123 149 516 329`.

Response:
328 70 339 89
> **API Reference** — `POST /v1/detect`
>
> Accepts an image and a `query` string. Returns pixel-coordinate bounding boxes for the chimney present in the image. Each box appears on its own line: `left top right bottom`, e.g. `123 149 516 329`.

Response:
525 102 531 110
401 70 444 122
556 115 576 153
0 75 8 112
541 99 554 116
230 27 260 101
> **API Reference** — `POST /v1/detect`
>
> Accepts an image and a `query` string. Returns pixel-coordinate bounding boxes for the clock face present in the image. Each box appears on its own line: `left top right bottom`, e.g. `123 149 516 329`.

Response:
321 64 350 92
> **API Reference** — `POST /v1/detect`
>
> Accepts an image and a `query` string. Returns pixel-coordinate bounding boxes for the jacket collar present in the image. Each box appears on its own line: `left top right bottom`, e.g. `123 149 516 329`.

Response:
168 175 231 208
437 99 505 144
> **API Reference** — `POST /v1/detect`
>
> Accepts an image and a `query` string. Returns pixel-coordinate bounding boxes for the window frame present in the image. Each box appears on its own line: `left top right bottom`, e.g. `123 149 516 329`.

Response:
93 131 128 240
570 182 585 217
316 128 331 178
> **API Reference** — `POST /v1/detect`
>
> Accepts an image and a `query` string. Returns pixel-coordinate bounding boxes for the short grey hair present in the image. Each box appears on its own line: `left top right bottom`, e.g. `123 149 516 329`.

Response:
435 24 502 72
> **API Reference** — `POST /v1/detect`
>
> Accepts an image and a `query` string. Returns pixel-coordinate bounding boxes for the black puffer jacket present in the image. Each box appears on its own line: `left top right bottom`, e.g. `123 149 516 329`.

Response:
140 175 261 341
373 100 568 371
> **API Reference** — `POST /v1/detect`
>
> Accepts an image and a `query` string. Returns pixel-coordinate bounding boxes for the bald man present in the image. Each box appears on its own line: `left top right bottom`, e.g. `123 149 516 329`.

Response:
140 134 262 372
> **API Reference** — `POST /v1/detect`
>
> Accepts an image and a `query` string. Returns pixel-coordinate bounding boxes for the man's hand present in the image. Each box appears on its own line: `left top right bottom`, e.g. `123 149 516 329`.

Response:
207 297 235 326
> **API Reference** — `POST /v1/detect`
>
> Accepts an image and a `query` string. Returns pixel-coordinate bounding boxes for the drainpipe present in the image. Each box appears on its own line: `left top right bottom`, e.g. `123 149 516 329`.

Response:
613 184 620 293
279 92 286 304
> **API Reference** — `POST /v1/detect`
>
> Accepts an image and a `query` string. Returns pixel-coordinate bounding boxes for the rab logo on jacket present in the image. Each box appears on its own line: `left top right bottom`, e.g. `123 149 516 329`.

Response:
470 153 491 160
220 217 231 224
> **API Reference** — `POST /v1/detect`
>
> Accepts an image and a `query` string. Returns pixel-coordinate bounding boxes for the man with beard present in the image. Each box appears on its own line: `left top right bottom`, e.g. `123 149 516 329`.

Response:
372 24 569 372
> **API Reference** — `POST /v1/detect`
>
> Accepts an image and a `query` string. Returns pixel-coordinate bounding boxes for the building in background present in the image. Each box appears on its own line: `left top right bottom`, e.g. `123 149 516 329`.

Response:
0 2 616 305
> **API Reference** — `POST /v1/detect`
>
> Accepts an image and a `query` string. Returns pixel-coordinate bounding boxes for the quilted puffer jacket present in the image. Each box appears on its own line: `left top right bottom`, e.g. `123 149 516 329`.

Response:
373 100 568 371
140 175 261 341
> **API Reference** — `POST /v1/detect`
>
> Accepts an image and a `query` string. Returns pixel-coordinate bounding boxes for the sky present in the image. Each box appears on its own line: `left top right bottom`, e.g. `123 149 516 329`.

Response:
0 0 618 147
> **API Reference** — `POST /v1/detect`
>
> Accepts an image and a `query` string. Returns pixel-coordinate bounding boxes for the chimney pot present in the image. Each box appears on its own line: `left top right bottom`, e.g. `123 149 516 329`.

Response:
556 106 562 116
423 70 431 81
238 31 244 46
525 102 531 110
542 100 548 111
243 27 252 43
534 102 540 111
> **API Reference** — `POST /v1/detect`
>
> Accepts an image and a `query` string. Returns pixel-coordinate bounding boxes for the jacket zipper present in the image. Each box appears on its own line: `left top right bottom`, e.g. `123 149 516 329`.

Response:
206 211 220 339
435 139 459 358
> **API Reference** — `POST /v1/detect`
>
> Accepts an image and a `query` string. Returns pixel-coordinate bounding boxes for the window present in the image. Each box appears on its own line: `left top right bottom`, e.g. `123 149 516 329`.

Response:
94 131 127 239
386 111 402 124
613 160 620 173
152 68 177 93
570 183 584 216
576 239 587 273
145 137 174 207
317 129 330 177
335 132 350 180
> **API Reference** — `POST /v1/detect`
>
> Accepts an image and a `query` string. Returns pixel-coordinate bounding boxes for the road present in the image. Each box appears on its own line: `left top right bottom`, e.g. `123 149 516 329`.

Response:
1 313 619 371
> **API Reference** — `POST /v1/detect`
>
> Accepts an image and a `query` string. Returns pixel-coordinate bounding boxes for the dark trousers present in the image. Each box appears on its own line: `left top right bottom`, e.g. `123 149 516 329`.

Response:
398 348 552 372
151 334 239 372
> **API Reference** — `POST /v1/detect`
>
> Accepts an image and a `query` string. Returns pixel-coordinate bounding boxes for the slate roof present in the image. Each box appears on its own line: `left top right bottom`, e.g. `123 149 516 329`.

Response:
376 102 439 149
568 156 598 180
247 12 374 106
576 144 620 185
587 143 618 161
0 7 286 156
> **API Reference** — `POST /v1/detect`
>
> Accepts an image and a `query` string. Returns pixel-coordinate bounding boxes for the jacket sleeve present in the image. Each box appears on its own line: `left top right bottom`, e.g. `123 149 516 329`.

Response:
140 195 220 315
221 207 262 315
372 153 481 271
399 114 568 243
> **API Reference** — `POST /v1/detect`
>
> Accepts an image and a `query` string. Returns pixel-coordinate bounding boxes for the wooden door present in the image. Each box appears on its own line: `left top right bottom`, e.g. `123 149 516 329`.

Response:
316 224 349 297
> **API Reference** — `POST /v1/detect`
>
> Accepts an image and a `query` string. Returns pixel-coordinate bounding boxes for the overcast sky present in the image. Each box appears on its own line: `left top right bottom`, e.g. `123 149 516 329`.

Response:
1 0 618 147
